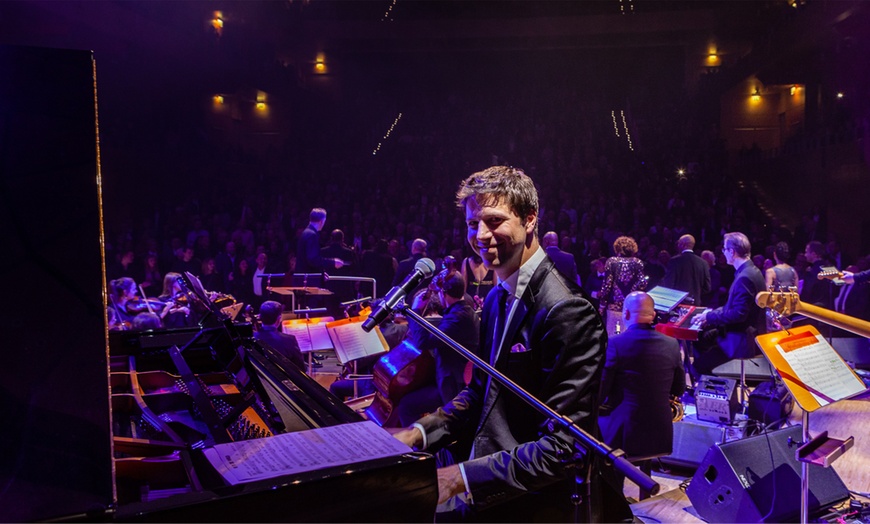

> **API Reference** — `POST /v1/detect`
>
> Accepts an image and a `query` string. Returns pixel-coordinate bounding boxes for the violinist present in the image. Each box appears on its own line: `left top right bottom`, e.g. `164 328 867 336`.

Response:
157 272 193 328
395 271 478 427
107 277 138 331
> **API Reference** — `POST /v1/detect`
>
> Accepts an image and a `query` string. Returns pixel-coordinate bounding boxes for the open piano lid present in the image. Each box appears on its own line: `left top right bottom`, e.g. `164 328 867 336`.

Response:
0 45 114 522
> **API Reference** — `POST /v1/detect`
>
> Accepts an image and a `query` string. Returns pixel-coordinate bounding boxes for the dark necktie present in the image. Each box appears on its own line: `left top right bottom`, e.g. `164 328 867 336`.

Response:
492 285 509 360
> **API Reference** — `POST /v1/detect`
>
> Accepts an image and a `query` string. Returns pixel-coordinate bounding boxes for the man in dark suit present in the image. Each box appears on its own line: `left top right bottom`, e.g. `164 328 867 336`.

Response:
599 291 684 495
661 234 711 306
253 300 305 371
800 240 834 308
392 166 611 522
296 208 345 274
695 232 767 376
542 230 580 286
393 238 428 286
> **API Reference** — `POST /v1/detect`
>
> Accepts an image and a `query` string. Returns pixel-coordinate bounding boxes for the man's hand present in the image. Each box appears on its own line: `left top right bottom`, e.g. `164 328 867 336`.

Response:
843 271 855 285
386 426 423 449
436 464 467 504
334 258 346 269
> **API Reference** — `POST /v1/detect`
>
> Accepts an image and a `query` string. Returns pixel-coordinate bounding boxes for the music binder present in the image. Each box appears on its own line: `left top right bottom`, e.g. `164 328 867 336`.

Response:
755 325 866 412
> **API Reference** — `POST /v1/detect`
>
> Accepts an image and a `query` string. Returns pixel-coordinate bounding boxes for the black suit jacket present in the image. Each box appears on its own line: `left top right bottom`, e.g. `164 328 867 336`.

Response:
296 225 326 274
598 324 684 458
661 250 711 306
417 255 606 518
544 245 579 286
705 260 767 359
254 326 306 370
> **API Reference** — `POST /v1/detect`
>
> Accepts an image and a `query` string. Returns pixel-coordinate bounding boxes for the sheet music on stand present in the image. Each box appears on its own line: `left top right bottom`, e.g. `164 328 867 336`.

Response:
756 325 867 412
281 317 335 353
326 316 389 364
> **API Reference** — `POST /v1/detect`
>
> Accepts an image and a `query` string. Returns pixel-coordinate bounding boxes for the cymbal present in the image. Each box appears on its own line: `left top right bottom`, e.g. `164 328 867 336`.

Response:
267 286 334 296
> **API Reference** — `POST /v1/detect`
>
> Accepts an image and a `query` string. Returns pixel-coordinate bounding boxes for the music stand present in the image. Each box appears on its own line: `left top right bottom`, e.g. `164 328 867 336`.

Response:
755 325 865 523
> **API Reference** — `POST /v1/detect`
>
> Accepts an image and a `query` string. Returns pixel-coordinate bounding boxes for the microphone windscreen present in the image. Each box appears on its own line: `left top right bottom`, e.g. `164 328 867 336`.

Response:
415 257 436 278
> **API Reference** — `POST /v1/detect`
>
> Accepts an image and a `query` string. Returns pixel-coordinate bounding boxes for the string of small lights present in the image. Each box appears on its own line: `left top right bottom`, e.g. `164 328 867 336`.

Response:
611 110 620 137
372 112 402 156
381 0 397 22
618 0 635 15
620 110 634 151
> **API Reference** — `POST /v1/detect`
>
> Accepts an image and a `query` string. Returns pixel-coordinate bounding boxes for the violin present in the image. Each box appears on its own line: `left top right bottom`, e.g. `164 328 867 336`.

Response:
125 298 170 315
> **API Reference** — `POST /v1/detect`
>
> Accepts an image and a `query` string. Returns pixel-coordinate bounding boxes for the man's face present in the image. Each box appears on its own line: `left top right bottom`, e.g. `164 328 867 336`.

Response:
805 246 818 263
183 248 194 262
465 197 535 278
723 244 737 266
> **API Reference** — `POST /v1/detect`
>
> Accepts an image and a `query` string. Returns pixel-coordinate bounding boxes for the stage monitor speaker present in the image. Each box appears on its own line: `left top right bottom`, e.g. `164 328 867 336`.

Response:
661 415 728 469
695 375 739 423
686 425 849 523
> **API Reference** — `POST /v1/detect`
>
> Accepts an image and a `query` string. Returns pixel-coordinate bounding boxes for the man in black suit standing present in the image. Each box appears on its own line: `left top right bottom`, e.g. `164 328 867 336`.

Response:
695 232 767 375
661 234 711 306
542 230 580 286
391 166 610 522
599 291 684 497
296 208 345 274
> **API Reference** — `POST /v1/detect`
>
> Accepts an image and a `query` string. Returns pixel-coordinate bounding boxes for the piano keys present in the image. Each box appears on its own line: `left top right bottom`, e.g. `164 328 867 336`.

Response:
656 305 708 341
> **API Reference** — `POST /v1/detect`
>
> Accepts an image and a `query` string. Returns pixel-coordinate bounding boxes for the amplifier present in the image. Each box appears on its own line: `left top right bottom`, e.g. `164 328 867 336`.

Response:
695 375 739 424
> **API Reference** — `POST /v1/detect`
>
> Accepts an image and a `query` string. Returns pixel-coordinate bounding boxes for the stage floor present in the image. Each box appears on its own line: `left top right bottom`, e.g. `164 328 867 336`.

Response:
311 356 870 522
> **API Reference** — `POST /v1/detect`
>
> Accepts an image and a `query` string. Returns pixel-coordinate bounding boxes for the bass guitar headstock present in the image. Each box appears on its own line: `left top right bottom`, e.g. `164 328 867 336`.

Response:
756 290 801 316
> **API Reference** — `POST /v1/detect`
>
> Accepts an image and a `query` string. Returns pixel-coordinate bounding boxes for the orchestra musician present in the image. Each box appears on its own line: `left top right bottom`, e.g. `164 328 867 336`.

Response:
254 300 305 370
598 291 684 500
157 272 193 328
395 271 479 427
391 166 612 522
107 277 139 330
694 232 767 377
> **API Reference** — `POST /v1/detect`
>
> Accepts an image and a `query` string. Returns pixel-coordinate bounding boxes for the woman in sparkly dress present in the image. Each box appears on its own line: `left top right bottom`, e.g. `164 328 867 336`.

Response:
599 236 647 336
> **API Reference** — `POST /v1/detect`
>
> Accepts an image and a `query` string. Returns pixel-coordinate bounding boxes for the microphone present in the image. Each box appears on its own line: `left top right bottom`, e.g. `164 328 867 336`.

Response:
361 257 436 332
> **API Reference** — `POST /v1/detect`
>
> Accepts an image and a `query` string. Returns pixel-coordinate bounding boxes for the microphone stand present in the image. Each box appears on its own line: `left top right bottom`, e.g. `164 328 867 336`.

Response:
396 301 659 520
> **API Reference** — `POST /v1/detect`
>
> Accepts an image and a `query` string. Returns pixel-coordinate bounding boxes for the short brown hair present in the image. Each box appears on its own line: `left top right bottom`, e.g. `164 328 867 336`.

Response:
724 232 751 258
613 236 638 257
456 166 538 232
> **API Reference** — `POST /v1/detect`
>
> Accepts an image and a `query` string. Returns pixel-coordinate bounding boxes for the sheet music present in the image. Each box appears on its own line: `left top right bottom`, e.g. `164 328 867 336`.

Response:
203 421 412 486
328 322 387 363
282 319 334 352
775 332 866 407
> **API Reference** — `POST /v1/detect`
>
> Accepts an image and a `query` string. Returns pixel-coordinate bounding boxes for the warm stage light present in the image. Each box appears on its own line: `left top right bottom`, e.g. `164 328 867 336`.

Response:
256 102 266 110
790 86 796 96
751 87 761 102
213 95 224 104
315 62 325 73
837 92 844 99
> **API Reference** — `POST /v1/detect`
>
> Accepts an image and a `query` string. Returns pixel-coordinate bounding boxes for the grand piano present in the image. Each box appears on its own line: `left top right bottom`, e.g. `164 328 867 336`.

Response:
0 45 436 522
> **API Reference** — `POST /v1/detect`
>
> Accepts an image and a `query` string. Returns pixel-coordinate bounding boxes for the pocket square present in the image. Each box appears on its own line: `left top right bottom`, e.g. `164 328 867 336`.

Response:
510 343 531 353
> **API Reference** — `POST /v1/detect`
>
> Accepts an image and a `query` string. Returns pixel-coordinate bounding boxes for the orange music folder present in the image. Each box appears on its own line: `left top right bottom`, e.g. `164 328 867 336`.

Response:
755 325 866 413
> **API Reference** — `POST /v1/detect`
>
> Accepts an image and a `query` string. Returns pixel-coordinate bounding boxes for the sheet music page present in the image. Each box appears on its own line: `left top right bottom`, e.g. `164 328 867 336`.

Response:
203 421 412 486
305 323 334 352
328 321 387 363
775 332 866 407
281 323 315 352
282 318 335 352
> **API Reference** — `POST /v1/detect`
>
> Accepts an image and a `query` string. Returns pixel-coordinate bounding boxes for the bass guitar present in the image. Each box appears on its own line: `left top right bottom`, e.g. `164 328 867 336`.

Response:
755 291 870 338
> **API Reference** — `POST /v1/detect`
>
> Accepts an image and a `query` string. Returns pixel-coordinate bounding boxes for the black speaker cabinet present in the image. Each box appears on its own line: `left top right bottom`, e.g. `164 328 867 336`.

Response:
687 425 849 523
